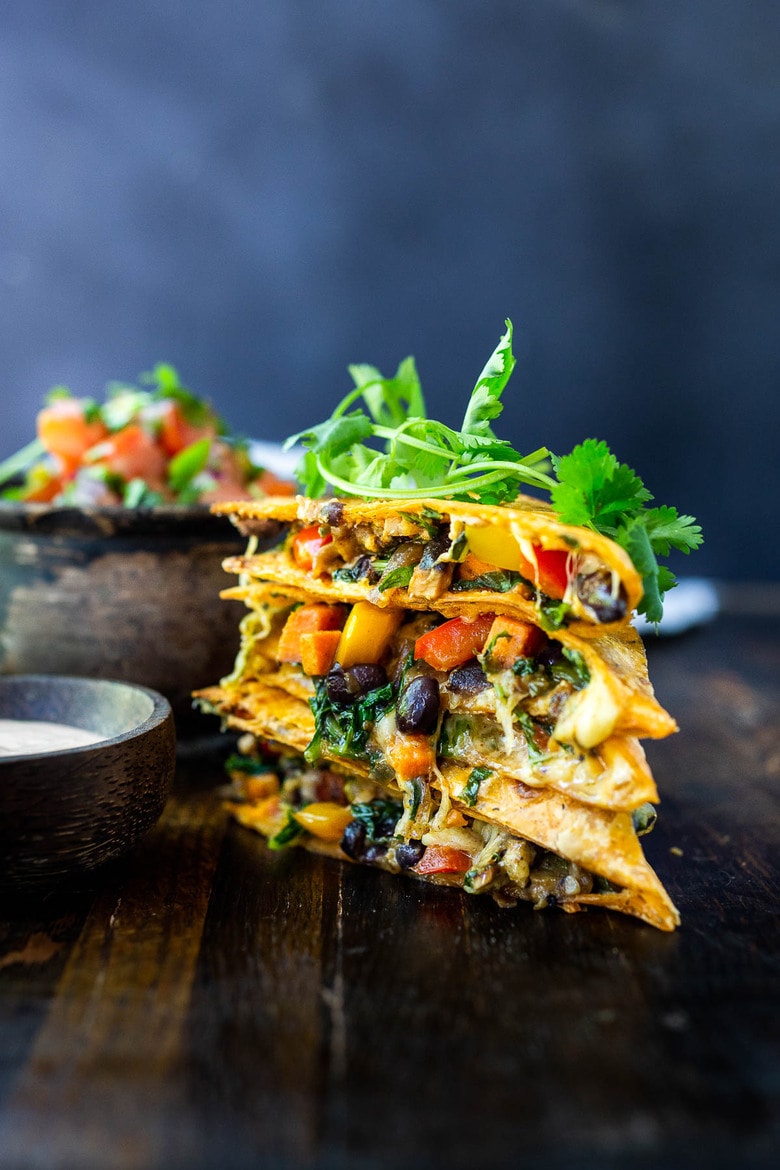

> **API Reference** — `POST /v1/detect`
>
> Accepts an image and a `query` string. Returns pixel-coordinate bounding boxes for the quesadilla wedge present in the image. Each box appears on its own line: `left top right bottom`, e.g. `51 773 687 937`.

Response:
197 680 678 932
214 494 643 639
195 573 679 931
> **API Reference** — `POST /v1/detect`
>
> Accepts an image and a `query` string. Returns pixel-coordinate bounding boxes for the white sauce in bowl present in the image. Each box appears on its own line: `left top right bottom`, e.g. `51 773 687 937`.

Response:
0 719 105 757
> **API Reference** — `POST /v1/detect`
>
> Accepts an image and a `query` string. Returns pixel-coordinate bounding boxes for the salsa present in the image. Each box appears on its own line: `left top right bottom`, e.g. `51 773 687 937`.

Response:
0 363 293 507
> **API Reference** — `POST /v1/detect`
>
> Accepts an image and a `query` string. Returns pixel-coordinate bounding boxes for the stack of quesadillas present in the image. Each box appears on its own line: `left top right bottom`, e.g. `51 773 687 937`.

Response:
196 493 680 930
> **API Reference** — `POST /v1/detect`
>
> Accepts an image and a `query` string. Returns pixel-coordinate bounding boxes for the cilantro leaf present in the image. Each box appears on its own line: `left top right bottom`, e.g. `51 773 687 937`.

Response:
460 319 516 439
551 439 703 622
643 505 703 556
551 440 652 532
349 356 426 427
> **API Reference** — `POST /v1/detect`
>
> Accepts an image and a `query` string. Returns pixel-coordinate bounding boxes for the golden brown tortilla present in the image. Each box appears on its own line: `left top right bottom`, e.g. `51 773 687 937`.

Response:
196 680 678 932
219 577 677 748
212 493 644 637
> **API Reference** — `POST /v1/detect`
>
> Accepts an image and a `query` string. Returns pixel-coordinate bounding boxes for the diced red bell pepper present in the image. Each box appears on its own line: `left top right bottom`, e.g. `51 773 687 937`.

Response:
518 547 570 600
414 613 495 671
291 525 333 571
413 845 472 875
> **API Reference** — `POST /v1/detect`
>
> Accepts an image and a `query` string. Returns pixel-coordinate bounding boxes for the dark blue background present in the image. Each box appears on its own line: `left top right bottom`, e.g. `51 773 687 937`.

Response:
1 1 777 579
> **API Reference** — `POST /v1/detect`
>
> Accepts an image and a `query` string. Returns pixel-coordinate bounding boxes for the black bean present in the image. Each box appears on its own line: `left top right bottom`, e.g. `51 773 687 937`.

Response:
448 659 490 694
396 675 440 734
575 571 627 622
320 500 344 526
326 667 353 706
348 663 387 694
396 840 426 869
353 554 379 583
340 820 367 859
375 807 401 838
235 518 286 546
533 640 563 670
326 663 387 705
363 843 388 864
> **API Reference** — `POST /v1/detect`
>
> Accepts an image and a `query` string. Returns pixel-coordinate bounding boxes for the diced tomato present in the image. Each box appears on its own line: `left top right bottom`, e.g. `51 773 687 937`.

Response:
519 547 570 600
156 400 217 456
197 478 251 504
37 400 108 462
88 424 167 487
483 616 546 669
255 468 296 496
413 845 472 875
276 604 347 663
22 472 65 503
387 733 436 781
291 525 333 571
414 613 495 672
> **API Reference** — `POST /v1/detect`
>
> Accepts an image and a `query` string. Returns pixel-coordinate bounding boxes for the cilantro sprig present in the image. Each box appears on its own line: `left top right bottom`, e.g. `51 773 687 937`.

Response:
286 320 702 621
286 321 555 505
550 441 702 622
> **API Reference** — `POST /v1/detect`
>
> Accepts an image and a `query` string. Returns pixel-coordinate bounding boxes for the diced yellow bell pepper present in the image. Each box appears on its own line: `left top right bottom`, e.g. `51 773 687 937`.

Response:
335 600 404 668
464 523 521 571
293 802 354 841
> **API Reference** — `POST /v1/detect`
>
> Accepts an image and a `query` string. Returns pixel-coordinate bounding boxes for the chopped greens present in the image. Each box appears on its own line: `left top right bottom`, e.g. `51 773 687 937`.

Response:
306 678 395 764
451 569 522 594
350 798 403 842
285 320 702 620
376 564 416 593
224 752 272 775
286 321 555 504
267 810 305 850
462 766 492 807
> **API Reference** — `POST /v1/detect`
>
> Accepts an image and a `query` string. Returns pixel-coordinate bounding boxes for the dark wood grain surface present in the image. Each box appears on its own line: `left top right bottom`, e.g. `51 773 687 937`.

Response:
0 610 778 1170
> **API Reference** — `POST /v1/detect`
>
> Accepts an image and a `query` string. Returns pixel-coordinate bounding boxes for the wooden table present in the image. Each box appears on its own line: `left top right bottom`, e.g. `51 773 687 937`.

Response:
1 608 778 1170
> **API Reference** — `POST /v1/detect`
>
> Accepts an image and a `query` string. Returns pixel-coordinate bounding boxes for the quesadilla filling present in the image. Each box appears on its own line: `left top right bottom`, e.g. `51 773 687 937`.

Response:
227 592 657 814
224 736 620 909
242 502 628 629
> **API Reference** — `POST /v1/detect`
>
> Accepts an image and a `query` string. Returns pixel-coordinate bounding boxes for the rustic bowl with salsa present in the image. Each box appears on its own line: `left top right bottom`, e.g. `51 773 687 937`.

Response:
0 366 294 727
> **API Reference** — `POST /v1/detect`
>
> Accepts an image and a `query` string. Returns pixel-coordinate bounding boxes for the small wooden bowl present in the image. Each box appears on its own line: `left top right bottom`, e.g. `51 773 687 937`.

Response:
0 675 175 891
0 502 248 730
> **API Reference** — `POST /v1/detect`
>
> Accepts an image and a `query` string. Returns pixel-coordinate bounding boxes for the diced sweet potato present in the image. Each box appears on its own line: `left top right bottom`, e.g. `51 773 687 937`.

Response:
299 629 342 677
483 616 546 669
277 604 347 664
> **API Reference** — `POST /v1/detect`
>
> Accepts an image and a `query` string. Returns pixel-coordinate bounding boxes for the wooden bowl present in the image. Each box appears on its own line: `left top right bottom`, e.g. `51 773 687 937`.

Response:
0 674 175 890
0 502 248 730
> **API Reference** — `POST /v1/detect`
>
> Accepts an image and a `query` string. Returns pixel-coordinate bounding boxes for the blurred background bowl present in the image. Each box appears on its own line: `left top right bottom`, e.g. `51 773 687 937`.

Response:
0 674 175 891
0 501 248 731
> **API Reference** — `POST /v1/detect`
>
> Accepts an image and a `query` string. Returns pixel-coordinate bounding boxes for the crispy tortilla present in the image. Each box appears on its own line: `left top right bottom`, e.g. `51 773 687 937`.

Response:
197 680 679 932
219 577 677 749
212 493 644 637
